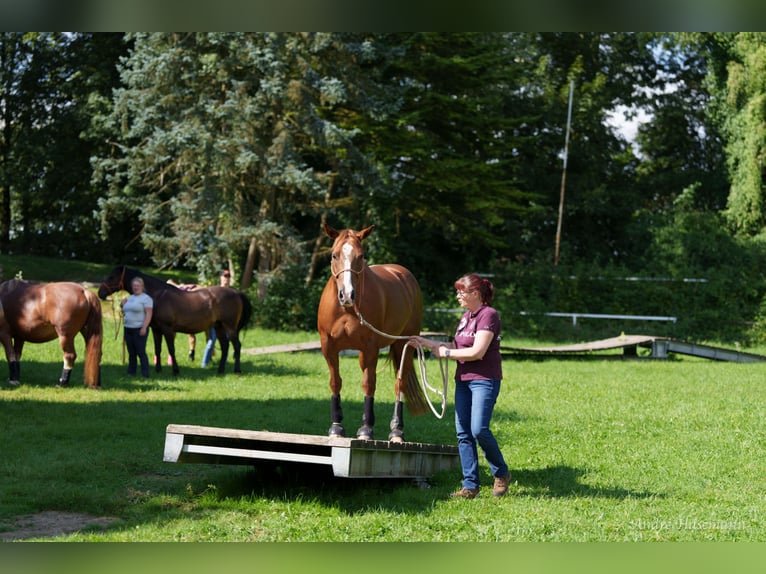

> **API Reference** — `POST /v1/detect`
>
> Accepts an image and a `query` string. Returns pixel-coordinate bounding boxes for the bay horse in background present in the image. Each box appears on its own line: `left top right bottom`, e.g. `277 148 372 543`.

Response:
98 266 251 375
0 280 103 388
166 279 204 361
317 223 427 442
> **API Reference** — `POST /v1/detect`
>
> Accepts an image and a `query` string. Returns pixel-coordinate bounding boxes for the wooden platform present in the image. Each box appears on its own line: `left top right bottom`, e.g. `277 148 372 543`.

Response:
503 335 766 362
163 424 460 480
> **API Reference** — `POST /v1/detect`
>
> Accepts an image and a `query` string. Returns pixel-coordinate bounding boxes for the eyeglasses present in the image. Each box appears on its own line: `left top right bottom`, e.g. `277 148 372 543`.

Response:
456 289 474 297
221 273 231 278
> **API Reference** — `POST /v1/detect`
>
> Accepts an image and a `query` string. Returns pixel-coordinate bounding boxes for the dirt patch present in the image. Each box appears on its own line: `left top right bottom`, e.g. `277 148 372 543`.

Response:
1 511 119 541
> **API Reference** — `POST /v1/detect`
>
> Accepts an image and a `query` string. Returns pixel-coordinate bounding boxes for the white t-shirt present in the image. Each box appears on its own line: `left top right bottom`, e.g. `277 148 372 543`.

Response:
123 293 153 329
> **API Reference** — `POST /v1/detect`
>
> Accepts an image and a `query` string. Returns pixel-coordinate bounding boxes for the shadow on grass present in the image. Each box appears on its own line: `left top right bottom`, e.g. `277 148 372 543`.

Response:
511 465 658 500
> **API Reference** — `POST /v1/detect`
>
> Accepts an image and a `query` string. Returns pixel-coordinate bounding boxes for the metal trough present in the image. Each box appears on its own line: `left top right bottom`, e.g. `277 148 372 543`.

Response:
163 424 460 480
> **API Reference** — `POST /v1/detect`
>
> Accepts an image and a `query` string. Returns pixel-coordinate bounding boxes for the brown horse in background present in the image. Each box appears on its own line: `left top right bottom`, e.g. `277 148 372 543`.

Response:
317 223 427 442
98 266 251 375
0 280 103 388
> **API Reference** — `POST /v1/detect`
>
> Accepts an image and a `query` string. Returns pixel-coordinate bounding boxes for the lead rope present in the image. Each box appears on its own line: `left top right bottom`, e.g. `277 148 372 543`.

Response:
356 309 449 419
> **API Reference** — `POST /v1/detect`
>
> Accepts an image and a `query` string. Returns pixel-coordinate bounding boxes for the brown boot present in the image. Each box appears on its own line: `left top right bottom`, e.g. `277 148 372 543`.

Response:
450 487 480 499
493 473 511 497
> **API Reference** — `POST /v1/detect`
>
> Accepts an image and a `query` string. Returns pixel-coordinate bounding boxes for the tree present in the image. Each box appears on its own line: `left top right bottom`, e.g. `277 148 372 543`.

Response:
0 32 126 258
92 33 393 291
708 33 766 237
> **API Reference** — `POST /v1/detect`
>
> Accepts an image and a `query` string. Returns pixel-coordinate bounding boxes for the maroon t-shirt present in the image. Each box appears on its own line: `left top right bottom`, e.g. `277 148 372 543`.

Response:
453 304 503 381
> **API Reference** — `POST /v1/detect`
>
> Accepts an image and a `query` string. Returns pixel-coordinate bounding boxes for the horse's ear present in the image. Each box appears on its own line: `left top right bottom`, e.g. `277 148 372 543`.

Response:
358 225 375 240
323 222 340 239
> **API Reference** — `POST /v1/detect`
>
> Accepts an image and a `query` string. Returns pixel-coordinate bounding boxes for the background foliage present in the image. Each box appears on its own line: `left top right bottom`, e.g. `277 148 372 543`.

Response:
3 33 766 341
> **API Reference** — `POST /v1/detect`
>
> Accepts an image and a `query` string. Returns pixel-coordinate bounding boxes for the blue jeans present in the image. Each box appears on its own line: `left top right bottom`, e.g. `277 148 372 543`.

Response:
454 377 508 490
201 328 217 366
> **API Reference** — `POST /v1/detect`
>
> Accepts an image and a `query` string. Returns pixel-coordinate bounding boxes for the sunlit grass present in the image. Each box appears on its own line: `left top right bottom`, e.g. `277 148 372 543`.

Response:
1 318 765 541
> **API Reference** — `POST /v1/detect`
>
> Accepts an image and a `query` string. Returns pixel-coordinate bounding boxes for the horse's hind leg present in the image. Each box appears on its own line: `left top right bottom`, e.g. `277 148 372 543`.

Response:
216 327 230 374
188 334 196 361
388 342 407 442
389 398 405 443
230 332 242 374
57 335 76 388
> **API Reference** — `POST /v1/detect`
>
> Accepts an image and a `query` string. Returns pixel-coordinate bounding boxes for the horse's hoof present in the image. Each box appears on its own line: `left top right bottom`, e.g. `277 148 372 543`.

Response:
8 380 20 387
388 429 404 443
356 426 374 440
328 423 345 437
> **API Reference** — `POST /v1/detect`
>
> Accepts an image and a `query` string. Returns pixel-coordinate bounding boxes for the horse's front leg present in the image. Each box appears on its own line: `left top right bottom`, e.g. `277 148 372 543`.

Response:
322 345 345 437
152 328 163 373
2 334 19 386
165 332 180 376
356 348 379 440
56 334 77 387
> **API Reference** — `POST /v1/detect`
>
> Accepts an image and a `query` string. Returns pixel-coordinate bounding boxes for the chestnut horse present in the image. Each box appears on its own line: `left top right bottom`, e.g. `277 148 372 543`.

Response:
317 223 427 442
98 266 251 375
0 280 103 388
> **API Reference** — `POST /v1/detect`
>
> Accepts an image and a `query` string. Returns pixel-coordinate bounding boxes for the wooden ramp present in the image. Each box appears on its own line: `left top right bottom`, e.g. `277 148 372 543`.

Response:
243 341 322 356
503 335 766 363
164 424 460 480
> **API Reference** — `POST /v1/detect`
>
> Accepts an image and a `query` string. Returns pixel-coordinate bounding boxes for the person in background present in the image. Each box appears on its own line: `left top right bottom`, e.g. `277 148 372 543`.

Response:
411 273 511 499
121 277 154 378
201 269 233 368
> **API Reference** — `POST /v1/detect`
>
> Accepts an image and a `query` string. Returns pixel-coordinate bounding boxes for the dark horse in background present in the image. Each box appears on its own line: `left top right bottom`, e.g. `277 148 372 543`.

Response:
0 280 103 388
98 266 252 375
317 223 427 442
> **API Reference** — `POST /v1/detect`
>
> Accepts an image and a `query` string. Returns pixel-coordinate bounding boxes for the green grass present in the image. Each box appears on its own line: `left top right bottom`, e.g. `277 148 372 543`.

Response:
1 315 765 541
0 254 763 542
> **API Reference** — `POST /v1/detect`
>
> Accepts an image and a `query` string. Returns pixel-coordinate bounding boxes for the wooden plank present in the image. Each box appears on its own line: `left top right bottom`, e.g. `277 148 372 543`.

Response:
243 341 322 356
503 335 659 354
163 424 460 480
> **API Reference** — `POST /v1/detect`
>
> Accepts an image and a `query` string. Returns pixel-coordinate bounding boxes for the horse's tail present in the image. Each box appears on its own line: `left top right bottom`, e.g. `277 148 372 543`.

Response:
82 288 103 388
237 292 253 332
398 345 429 417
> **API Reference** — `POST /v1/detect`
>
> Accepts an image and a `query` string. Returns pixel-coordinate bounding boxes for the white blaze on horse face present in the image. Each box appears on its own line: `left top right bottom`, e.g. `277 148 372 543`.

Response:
339 241 355 306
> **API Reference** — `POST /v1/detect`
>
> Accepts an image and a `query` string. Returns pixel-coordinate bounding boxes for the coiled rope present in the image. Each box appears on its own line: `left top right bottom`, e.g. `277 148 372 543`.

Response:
356 309 449 419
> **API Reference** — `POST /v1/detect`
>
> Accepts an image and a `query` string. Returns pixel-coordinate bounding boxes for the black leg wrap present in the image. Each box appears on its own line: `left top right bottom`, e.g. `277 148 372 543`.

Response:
362 396 375 428
331 395 343 425
57 368 72 388
388 400 405 442
329 395 345 437
9 360 20 385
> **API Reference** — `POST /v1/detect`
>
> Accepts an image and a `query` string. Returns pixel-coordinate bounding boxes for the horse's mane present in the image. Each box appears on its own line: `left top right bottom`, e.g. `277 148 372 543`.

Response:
0 278 33 296
120 267 180 292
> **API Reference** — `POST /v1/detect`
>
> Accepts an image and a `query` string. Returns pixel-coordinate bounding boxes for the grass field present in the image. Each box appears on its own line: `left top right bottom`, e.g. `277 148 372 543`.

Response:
1 295 764 542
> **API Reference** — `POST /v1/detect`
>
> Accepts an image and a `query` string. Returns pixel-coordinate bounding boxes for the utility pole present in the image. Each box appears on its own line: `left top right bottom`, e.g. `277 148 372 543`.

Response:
554 80 574 266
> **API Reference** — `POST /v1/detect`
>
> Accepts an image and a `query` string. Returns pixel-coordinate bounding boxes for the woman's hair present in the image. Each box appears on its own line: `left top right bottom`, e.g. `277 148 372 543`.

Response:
454 273 494 304
131 277 145 289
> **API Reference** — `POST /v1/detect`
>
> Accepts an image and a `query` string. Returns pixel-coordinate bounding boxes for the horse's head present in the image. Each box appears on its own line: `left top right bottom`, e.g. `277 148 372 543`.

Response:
324 223 375 309
98 265 128 300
